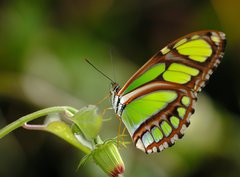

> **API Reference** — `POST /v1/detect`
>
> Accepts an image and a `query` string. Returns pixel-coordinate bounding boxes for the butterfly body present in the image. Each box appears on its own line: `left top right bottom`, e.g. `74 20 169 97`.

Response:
111 30 226 154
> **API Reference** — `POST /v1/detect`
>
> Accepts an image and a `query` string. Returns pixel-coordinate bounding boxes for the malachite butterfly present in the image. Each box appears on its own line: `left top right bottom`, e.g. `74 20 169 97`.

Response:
110 30 226 154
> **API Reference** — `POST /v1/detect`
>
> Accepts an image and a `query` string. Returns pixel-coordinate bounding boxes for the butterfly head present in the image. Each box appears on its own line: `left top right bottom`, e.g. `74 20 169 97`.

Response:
110 82 120 97
110 82 119 92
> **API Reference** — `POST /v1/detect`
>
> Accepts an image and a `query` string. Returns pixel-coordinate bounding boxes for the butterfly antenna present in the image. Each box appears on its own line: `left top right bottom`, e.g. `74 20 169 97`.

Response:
85 59 115 83
110 48 116 82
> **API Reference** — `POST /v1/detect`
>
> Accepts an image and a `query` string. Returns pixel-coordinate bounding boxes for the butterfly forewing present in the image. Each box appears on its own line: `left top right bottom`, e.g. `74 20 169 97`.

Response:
119 31 226 96
113 30 226 154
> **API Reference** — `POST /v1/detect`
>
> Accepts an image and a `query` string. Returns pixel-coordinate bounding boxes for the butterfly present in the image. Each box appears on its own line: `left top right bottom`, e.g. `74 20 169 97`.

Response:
110 30 226 154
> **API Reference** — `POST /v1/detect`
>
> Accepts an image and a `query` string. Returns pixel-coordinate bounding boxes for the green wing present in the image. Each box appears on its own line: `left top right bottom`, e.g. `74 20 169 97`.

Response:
117 30 226 154
121 90 177 136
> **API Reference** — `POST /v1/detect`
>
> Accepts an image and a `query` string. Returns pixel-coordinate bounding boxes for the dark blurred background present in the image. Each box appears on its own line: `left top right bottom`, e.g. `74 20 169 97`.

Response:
0 0 240 177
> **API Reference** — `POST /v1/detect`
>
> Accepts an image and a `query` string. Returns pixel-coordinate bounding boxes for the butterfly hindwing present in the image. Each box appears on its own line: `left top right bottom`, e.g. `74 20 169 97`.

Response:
112 30 226 154
121 86 196 153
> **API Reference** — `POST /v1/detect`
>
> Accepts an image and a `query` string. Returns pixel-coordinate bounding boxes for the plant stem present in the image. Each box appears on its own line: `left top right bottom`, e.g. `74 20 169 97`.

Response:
0 106 78 139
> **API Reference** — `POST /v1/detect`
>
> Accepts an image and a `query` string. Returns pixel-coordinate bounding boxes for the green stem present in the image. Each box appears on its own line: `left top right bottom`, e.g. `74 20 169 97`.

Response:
0 106 78 139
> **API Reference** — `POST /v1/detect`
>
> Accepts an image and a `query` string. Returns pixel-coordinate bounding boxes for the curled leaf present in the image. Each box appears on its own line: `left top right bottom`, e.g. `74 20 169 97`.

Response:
44 121 91 154
71 105 102 140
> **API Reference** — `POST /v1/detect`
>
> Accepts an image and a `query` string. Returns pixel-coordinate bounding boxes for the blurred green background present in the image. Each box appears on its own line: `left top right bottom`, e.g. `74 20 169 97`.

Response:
0 0 240 177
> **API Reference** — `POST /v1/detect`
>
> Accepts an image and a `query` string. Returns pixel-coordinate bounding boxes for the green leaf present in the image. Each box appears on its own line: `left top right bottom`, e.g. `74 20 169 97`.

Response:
71 105 102 140
44 121 91 154
78 153 93 169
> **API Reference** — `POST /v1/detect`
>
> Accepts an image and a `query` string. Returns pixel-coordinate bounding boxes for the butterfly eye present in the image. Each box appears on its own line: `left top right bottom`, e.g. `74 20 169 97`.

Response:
111 83 120 93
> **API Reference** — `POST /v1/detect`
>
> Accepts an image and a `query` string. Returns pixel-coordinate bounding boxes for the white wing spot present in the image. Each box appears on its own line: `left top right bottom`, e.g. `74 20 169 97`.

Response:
180 124 187 134
136 139 145 152
191 35 200 39
147 149 153 154
205 74 210 80
174 134 179 141
159 145 164 151
173 38 187 48
161 46 170 55
163 142 169 149
208 69 213 75
219 32 226 39
152 146 158 153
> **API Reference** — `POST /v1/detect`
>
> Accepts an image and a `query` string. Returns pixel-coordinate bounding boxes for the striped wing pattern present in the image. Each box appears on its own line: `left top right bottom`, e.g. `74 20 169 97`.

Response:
112 30 226 154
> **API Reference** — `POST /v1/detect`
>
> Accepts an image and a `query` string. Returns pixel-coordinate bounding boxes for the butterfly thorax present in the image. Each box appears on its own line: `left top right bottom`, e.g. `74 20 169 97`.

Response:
110 82 125 117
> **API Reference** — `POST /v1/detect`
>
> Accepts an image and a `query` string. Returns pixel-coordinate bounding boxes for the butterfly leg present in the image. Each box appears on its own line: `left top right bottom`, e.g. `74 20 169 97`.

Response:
117 115 122 147
96 93 111 105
